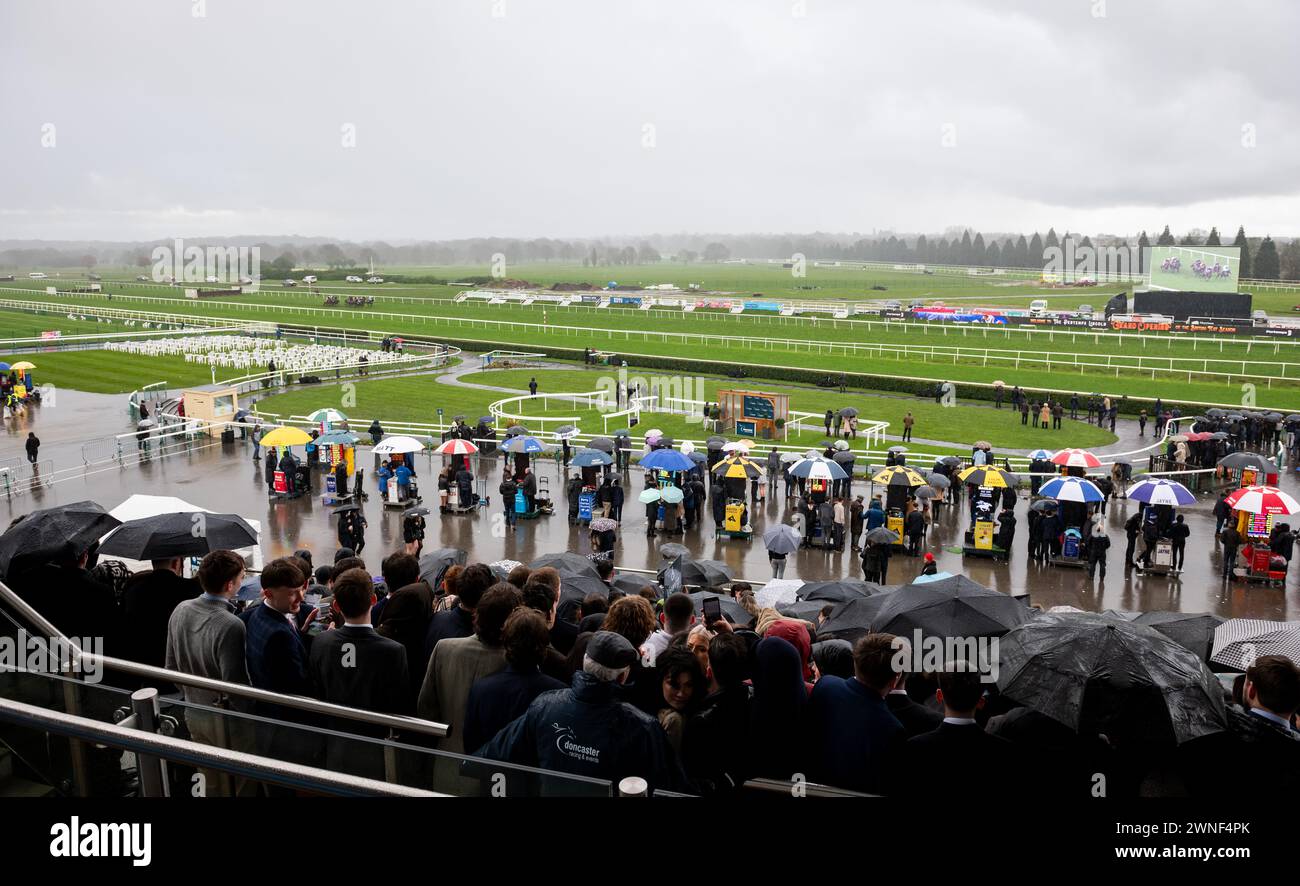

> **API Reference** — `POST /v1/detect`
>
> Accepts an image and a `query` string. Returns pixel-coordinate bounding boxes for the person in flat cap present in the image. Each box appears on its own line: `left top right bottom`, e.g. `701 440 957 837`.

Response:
475 631 689 793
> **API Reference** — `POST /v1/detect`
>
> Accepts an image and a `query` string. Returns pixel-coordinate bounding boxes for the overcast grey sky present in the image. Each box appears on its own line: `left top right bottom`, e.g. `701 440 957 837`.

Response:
2 0 1298 242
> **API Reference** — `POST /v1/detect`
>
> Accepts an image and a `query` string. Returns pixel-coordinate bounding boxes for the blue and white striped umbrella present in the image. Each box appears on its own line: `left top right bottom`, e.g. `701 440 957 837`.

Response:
1038 476 1103 503
1028 449 1054 460
1127 478 1196 507
502 435 545 454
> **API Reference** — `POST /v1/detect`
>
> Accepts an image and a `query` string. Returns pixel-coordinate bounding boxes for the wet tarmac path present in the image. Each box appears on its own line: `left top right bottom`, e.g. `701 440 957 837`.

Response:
2 389 1296 621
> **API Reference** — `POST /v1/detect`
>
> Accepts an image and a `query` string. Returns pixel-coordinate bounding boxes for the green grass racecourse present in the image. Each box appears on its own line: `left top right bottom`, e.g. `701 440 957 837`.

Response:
3 271 1299 407
252 363 1116 451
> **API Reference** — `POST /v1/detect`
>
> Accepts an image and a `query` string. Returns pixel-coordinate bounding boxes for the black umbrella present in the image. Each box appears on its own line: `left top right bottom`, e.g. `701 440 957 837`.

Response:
1205 408 1226 418
613 428 632 438
871 576 1035 640
863 527 899 544
99 512 257 559
831 451 856 466
1287 414 1300 423
611 572 656 596
559 574 612 605
997 613 1227 745
1030 499 1058 512
816 595 893 642
659 543 689 560
530 552 602 580
1217 451 1278 471
687 591 751 627
331 502 362 514
418 547 468 586
0 501 121 579
798 579 883 603
477 416 494 426
778 599 834 621
588 437 615 453
505 425 530 437
705 436 726 450
937 455 962 466
1133 611 1225 663
838 407 859 418
662 559 733 588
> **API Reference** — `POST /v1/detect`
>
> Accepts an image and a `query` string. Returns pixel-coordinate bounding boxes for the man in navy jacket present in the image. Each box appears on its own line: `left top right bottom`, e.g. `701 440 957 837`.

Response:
476 631 689 794
806 633 906 793
242 558 312 698
242 557 316 771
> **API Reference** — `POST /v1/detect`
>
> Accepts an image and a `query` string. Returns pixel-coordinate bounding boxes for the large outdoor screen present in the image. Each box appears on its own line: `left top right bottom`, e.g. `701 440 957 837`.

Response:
1148 245 1241 292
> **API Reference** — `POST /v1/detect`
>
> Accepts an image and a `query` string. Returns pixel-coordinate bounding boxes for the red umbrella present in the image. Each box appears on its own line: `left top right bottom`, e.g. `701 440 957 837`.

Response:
1050 448 1101 469
434 438 479 455
1224 485 1300 515
1184 431 1213 442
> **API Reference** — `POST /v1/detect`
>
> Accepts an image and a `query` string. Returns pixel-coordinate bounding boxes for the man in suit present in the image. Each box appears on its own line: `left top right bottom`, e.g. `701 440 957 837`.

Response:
241 557 317 779
122 556 200 672
462 608 566 756
419 582 522 793
893 662 1018 797
424 563 493 659
164 549 255 796
886 666 944 738
806 633 906 794
309 567 411 779
242 557 312 698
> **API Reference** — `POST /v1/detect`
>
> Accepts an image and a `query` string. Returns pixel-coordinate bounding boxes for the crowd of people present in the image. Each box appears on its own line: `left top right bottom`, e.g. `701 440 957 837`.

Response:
8 533 1300 799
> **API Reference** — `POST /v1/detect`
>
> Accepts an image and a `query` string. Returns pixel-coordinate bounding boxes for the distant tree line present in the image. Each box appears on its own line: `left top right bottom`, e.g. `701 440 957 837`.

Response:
3 226 1299 280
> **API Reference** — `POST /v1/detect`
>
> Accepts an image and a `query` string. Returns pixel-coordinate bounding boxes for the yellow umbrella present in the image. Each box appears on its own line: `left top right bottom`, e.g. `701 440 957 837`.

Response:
713 457 763 480
957 465 1016 488
872 465 926 486
260 426 312 447
10 361 35 371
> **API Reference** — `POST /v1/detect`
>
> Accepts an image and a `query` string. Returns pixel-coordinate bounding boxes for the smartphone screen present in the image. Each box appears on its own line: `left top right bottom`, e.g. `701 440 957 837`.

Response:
702 596 721 625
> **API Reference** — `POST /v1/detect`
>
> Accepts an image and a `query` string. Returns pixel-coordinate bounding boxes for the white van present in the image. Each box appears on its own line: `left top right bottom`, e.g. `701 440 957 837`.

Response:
1028 299 1049 315
28 272 47 279
302 275 318 284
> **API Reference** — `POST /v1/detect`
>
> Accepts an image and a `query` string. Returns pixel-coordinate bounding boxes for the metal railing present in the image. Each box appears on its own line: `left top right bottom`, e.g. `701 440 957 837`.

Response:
6 288 1300 408
0 695 443 798
10 286 1300 357
0 579 449 742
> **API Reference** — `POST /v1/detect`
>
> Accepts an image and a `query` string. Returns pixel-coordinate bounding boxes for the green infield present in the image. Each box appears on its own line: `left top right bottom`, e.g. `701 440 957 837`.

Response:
254 363 1116 451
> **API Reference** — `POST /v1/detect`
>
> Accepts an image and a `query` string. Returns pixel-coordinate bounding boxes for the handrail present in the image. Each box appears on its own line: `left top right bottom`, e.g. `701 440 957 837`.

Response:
0 579 449 739
0 696 444 798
